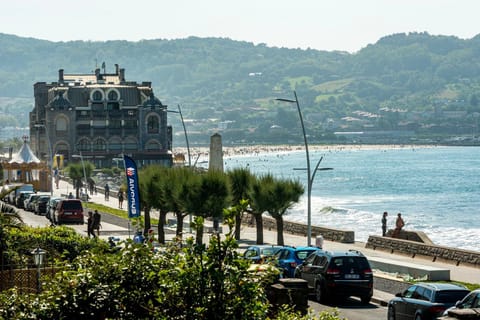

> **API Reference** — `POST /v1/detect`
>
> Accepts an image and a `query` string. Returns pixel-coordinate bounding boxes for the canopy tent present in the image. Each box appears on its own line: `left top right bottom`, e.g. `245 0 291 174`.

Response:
2 139 51 192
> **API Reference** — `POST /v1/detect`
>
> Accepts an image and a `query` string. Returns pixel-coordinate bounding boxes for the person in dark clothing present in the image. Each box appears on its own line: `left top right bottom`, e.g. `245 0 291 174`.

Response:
93 210 101 237
104 183 110 201
382 211 388 236
87 211 96 238
118 190 124 209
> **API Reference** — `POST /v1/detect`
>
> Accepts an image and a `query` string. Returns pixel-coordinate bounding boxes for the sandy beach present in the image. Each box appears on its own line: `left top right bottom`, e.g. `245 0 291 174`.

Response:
173 144 435 160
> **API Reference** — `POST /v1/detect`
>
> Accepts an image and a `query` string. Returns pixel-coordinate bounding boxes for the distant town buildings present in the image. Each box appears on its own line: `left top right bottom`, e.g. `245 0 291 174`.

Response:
29 65 173 168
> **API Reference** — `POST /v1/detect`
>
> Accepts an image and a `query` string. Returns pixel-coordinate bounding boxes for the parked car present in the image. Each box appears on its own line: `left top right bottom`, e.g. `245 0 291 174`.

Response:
46 197 63 222
243 245 284 263
10 184 34 205
24 194 42 212
442 289 480 316
387 282 470 320
294 249 373 304
274 246 319 278
34 195 50 215
54 199 84 224
16 191 34 208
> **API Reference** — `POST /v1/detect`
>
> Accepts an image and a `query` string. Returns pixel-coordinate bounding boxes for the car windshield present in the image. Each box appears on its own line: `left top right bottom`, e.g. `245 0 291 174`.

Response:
260 248 277 256
331 257 369 272
62 201 82 210
295 250 316 260
435 290 470 303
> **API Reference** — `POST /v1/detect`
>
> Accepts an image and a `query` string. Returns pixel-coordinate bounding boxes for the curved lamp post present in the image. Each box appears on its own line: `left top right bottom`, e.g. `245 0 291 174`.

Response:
168 104 191 167
34 123 53 196
72 152 88 198
276 91 333 246
31 247 46 293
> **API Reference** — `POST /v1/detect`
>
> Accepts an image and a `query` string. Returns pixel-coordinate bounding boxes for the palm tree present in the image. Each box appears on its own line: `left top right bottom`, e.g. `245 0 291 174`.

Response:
66 161 95 199
227 168 253 240
0 188 24 269
266 178 304 245
182 170 229 245
138 165 164 236
249 173 275 245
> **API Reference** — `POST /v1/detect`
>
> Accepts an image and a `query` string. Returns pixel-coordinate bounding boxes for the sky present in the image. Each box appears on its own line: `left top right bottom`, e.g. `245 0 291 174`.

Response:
1 0 479 53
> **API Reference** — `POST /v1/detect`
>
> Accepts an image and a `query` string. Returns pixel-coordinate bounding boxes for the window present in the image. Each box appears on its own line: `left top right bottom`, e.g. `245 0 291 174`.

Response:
91 89 104 102
77 139 90 151
147 115 159 133
93 138 106 151
55 117 67 132
107 89 119 101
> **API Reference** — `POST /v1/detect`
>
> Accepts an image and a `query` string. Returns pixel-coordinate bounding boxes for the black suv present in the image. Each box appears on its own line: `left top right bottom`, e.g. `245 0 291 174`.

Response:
294 249 373 304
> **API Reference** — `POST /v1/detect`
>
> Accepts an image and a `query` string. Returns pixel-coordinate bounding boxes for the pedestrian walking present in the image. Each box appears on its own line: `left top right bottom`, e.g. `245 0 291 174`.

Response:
93 209 102 237
382 211 388 236
104 183 110 201
87 211 96 238
392 212 405 238
118 190 124 209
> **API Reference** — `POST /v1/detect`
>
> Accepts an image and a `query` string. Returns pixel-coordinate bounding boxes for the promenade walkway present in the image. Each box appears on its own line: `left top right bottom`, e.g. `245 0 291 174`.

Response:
52 178 480 305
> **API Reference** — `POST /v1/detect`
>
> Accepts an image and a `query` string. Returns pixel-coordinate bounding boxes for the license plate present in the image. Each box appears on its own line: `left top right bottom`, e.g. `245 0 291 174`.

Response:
63 212 72 215
344 274 359 279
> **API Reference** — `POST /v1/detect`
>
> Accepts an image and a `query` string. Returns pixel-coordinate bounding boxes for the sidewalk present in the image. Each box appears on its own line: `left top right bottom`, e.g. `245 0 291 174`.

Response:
53 178 480 305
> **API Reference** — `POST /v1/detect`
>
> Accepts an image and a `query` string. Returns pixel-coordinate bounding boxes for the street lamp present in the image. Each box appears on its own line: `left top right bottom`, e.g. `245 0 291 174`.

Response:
31 247 46 293
168 104 191 167
276 91 333 246
72 152 87 197
34 124 53 196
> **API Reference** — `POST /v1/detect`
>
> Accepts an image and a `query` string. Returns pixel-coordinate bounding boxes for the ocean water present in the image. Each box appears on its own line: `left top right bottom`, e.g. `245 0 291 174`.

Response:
222 146 480 252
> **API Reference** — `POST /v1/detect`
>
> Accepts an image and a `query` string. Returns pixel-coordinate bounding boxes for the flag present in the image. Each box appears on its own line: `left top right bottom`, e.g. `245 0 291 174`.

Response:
124 155 141 218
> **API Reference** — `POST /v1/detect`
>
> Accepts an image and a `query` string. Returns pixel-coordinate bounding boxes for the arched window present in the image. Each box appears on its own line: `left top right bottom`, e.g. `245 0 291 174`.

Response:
109 137 122 151
93 138 106 151
77 138 91 151
147 115 159 134
146 140 161 150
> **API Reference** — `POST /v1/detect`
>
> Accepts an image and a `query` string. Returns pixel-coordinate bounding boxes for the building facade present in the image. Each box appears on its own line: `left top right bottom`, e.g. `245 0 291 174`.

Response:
30 65 173 168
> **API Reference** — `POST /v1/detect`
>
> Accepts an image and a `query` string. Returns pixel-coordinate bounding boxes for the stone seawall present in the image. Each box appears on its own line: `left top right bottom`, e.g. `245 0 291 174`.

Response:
244 216 355 244
366 235 480 267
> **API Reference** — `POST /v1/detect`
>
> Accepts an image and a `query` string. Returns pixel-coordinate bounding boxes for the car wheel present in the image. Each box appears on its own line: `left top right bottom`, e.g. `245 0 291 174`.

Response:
387 306 396 320
361 295 371 304
315 282 325 303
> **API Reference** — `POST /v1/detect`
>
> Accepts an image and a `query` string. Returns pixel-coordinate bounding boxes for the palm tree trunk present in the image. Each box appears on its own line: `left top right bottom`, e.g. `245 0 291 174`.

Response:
143 207 151 235
175 211 184 239
254 213 264 244
157 211 167 244
276 217 284 246
234 212 242 240
196 224 204 245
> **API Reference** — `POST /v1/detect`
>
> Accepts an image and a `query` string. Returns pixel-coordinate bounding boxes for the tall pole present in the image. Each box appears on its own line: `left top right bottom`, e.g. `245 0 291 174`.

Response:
79 151 87 191
177 104 191 167
35 124 53 196
277 91 312 246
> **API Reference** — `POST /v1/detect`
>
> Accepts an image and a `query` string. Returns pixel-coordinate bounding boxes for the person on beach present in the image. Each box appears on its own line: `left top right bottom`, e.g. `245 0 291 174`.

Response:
392 213 405 238
382 211 388 236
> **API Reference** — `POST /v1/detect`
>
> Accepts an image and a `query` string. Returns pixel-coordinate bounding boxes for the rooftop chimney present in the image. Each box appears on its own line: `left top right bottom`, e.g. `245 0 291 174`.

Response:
58 69 64 83
119 68 125 82
115 64 119 75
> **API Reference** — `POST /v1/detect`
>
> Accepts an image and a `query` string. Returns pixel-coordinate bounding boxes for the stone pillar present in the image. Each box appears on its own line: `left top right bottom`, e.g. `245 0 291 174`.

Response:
209 133 223 172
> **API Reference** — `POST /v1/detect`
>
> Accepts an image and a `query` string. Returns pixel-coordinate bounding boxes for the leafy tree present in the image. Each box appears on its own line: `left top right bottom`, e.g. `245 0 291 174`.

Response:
138 164 164 235
266 178 304 246
227 167 254 240
249 174 276 244
65 161 95 199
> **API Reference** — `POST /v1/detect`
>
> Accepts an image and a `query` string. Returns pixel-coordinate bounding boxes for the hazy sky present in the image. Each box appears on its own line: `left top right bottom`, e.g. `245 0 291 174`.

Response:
1 0 478 53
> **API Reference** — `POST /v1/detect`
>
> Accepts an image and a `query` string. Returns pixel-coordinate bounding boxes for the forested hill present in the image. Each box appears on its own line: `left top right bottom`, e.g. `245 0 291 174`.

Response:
1 32 480 126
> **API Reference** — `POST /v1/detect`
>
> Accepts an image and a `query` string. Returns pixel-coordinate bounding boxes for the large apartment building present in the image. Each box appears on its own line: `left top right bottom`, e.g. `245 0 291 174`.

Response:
30 65 173 168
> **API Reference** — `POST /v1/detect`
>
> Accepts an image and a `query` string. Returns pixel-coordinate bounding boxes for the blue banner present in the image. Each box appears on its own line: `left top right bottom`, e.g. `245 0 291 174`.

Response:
124 155 141 218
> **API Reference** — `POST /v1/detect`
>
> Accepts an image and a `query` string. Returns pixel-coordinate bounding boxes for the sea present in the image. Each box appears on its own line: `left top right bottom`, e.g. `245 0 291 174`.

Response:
220 145 480 252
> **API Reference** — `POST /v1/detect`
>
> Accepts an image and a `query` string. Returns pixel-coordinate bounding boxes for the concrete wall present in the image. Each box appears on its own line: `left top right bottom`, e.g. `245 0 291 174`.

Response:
246 216 355 243
366 235 480 267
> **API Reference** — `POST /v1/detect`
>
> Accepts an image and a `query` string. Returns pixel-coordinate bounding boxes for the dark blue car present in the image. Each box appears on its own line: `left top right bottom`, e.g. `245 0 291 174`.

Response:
275 246 319 278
